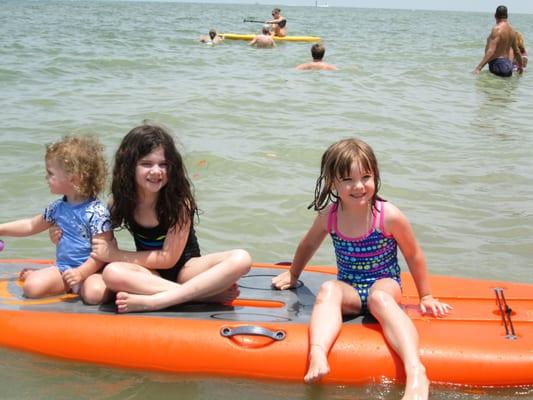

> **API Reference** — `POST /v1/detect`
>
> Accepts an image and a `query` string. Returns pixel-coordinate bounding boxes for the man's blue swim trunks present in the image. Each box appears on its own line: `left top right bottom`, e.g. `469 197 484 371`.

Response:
489 58 513 77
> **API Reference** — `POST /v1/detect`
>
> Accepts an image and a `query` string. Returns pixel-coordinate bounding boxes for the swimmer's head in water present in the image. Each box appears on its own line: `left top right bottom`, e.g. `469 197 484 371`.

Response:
311 43 325 61
209 29 217 40
262 25 271 35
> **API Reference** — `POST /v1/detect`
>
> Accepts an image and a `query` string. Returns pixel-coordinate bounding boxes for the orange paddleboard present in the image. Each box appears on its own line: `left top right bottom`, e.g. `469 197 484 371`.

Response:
0 260 532 386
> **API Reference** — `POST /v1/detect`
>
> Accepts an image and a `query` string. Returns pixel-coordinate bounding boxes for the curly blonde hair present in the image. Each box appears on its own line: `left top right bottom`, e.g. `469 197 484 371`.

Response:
516 31 525 51
45 135 108 198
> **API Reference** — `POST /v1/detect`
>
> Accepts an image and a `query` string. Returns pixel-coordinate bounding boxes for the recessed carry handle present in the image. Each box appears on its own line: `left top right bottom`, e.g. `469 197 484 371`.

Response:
220 325 286 341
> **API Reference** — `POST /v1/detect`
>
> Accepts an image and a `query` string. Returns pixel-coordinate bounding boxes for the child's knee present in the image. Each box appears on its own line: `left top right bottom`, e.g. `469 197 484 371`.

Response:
231 249 252 273
22 280 47 298
81 281 107 305
81 290 103 305
367 289 394 310
101 263 124 287
316 280 342 304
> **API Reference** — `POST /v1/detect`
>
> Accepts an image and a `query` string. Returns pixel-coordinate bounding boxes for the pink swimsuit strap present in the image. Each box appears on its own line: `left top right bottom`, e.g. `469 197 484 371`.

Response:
378 200 385 232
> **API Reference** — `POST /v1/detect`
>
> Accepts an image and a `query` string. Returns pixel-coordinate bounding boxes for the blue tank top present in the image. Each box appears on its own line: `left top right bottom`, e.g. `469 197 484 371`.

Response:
328 200 401 288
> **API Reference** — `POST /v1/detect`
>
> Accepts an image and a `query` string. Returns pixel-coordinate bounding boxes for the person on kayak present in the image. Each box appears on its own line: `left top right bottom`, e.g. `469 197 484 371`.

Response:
265 8 287 37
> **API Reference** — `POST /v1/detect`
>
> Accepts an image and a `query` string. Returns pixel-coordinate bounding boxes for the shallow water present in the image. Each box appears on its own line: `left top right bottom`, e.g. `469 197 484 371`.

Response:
0 1 532 398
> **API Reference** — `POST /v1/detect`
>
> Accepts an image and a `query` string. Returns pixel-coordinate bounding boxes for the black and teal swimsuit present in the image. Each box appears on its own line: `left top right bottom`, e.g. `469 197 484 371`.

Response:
129 220 200 282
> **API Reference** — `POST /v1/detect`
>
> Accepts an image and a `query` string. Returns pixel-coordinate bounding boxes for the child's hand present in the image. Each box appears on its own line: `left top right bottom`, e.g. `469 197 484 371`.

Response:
91 237 118 262
272 270 299 290
48 224 62 245
419 294 453 317
62 268 83 288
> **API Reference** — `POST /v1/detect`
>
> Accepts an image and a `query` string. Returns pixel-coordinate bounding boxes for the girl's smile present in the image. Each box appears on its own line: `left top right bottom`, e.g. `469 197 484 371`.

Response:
334 162 375 206
135 147 168 195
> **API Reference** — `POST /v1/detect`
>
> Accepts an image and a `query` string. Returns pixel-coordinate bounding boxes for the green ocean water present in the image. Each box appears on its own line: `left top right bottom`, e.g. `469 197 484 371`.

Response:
0 1 532 398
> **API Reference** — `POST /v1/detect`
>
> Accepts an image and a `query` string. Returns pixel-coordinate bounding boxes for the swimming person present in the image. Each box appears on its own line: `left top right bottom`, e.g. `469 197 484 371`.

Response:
250 25 276 48
0 135 112 303
272 138 452 400
296 44 337 70
473 5 523 77
92 124 251 313
265 8 287 37
199 29 224 45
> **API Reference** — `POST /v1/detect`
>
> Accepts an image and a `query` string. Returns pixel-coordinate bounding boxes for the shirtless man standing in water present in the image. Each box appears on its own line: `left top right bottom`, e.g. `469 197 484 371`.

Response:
473 5 523 77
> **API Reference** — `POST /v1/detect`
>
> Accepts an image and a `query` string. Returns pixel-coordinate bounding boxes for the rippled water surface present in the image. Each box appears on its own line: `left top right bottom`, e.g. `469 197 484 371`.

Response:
1 1 532 399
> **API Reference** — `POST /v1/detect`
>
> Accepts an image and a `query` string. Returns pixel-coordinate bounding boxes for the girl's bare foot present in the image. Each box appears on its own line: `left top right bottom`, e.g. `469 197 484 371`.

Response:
201 283 240 304
401 365 429 400
19 268 37 281
116 284 241 313
115 291 157 313
304 344 330 383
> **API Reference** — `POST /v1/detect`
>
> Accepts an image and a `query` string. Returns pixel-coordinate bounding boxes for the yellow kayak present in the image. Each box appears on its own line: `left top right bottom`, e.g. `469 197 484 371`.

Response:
220 33 320 42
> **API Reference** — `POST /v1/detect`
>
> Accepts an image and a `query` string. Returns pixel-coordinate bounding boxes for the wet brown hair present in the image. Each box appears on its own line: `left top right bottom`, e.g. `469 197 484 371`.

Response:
45 135 107 198
311 43 325 60
110 124 197 232
309 138 382 211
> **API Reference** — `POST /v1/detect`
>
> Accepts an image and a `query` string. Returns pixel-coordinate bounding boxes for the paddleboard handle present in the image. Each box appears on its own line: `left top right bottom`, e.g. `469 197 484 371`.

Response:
220 325 286 341
0 239 4 251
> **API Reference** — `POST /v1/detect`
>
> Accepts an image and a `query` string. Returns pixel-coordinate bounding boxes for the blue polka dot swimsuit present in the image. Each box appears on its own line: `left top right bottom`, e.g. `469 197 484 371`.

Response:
328 200 401 311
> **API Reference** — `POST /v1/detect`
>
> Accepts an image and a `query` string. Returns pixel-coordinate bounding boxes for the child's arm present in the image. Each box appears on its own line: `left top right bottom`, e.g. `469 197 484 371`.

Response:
62 231 114 289
48 224 62 245
0 214 51 237
272 211 329 290
91 220 190 269
386 203 452 316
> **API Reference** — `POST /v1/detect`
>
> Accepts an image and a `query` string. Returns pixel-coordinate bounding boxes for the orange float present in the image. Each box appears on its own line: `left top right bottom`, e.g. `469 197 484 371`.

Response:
0 260 532 386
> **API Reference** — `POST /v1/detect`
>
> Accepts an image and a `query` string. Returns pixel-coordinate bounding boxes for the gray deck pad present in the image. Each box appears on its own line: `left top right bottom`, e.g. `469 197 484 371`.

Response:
0 262 369 324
